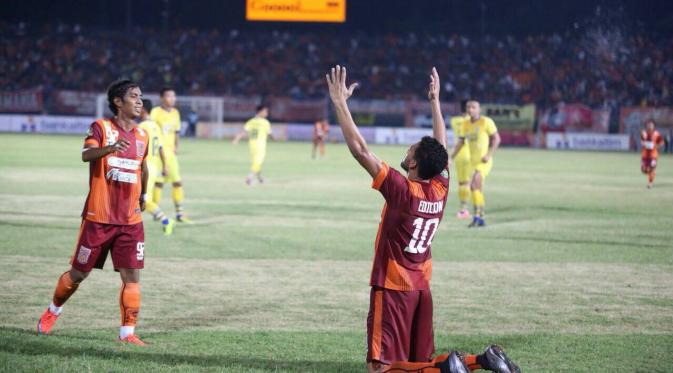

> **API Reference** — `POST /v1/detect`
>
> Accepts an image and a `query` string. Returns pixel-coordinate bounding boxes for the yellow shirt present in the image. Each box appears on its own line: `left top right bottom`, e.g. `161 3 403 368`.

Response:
150 107 181 153
459 116 497 164
450 115 470 160
244 117 272 148
138 120 163 165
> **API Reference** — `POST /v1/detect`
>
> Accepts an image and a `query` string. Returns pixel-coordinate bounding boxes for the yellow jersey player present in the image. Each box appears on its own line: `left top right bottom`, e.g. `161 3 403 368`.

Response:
451 99 500 227
139 99 175 234
149 88 192 223
450 100 471 219
232 105 274 185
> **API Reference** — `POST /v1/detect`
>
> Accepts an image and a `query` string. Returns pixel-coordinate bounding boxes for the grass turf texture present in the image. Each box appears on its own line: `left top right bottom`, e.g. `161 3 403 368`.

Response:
0 133 672 372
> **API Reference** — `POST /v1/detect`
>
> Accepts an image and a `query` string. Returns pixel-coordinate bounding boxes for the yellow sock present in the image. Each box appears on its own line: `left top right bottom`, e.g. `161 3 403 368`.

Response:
172 186 184 204
145 199 159 213
472 189 485 216
458 185 471 207
153 187 162 204
172 186 184 214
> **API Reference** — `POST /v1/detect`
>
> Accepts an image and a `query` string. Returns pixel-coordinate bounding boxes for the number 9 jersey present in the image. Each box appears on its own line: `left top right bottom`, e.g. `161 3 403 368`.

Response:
370 162 449 291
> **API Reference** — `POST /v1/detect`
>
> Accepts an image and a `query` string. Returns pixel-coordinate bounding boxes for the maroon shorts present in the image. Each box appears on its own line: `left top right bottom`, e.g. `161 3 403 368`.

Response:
366 286 434 364
641 157 657 170
70 220 145 272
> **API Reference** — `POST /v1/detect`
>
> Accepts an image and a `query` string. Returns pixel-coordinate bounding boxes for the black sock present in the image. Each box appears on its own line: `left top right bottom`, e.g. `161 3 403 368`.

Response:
476 354 493 371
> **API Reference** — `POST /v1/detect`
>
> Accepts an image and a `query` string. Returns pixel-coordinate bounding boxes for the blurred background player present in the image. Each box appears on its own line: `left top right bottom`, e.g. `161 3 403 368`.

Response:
451 100 471 219
139 99 175 234
451 99 500 227
640 119 665 188
150 87 192 223
312 118 330 159
328 65 453 373
37 80 149 346
232 104 274 185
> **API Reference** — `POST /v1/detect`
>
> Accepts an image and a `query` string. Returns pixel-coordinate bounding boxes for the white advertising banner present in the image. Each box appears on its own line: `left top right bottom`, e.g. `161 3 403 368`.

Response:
375 128 456 147
0 114 94 134
546 132 630 151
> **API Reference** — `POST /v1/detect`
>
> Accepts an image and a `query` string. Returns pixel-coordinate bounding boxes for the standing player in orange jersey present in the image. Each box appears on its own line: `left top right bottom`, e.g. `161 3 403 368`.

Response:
37 80 150 346
312 118 330 159
640 119 665 188
326 65 519 373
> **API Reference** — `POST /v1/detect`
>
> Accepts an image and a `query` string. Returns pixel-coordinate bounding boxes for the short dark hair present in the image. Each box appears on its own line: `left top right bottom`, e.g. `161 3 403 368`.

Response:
466 98 480 105
160 87 175 96
414 136 448 179
645 118 656 126
460 99 468 113
107 79 139 115
142 99 153 112
256 104 268 113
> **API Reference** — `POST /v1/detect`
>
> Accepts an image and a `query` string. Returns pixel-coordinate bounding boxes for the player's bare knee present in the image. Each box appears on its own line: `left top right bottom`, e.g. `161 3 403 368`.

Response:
69 267 90 283
173 182 182 187
155 182 164 188
119 269 140 283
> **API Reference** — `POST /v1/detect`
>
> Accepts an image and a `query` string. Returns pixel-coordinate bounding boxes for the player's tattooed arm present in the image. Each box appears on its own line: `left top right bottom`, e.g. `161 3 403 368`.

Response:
140 159 148 211
326 65 382 178
483 132 501 163
159 146 168 176
450 137 465 163
428 67 448 149
81 139 130 162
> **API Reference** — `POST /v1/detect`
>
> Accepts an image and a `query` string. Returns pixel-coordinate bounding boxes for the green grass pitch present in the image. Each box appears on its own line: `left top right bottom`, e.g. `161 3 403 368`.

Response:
1 133 672 372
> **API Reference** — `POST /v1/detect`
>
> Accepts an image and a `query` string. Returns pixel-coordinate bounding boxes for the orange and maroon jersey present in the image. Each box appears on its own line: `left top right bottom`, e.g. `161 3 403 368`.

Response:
641 130 664 158
313 121 329 138
370 162 449 291
81 118 148 225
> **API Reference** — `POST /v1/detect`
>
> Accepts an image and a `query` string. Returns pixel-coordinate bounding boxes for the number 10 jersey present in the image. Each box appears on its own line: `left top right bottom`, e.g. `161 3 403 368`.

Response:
370 163 449 291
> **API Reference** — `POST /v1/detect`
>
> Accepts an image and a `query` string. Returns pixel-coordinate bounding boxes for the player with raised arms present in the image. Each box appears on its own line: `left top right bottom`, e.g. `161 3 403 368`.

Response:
640 119 665 188
37 80 150 346
326 66 519 372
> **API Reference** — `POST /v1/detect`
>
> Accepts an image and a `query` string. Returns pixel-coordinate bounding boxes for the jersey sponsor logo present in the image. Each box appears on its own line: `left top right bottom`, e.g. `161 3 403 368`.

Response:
136 141 146 157
106 168 138 184
418 200 444 214
107 157 140 170
77 246 91 264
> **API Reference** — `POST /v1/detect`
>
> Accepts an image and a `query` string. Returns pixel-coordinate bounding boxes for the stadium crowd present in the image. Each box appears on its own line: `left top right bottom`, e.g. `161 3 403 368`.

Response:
2 22 672 108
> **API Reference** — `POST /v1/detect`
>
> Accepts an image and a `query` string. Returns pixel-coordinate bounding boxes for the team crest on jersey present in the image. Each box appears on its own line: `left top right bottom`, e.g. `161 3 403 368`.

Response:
77 246 91 264
103 122 119 145
136 141 145 157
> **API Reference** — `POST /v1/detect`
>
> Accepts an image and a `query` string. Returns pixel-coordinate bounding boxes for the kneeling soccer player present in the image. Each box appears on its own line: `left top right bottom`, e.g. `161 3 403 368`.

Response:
385 345 520 373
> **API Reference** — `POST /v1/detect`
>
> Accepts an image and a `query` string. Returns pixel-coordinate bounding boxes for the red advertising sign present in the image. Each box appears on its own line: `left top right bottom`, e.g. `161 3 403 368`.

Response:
0 88 44 113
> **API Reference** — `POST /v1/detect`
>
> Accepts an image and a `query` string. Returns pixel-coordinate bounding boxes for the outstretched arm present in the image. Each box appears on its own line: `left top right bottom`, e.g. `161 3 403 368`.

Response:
428 67 447 149
326 65 381 178
231 130 247 145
